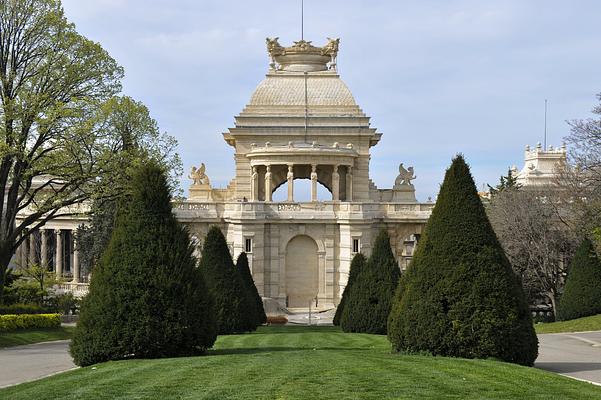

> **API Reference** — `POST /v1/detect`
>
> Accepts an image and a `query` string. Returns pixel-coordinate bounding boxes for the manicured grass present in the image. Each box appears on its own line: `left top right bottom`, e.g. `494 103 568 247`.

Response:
536 314 601 334
0 326 74 348
1 326 600 399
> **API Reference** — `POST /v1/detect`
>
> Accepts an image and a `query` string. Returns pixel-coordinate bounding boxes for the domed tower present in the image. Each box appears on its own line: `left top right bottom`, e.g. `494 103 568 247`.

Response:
220 37 379 203
180 37 431 311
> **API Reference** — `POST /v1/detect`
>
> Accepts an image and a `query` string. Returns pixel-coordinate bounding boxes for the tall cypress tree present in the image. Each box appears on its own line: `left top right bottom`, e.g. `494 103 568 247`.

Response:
558 238 601 321
340 230 399 334
333 253 366 326
388 155 538 366
200 227 257 334
70 163 216 366
236 252 267 325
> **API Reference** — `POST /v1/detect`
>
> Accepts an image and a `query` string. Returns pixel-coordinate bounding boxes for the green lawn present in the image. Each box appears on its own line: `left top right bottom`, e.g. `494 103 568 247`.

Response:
1 325 600 399
536 313 601 334
0 326 74 348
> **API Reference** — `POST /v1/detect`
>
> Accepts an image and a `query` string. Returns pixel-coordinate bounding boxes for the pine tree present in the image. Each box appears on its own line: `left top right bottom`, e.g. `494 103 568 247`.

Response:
340 230 399 334
200 227 257 334
558 238 601 321
236 252 267 325
70 163 216 366
333 253 366 326
388 155 538 366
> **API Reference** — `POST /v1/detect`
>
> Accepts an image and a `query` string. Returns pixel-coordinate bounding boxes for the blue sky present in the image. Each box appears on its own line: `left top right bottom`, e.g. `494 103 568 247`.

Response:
62 0 601 201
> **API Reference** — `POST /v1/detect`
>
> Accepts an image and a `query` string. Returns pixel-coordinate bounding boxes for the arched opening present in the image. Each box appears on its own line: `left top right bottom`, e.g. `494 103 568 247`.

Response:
272 178 331 202
285 235 319 308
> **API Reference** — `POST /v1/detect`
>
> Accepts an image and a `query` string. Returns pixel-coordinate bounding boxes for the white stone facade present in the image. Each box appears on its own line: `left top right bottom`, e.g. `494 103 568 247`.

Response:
180 38 432 310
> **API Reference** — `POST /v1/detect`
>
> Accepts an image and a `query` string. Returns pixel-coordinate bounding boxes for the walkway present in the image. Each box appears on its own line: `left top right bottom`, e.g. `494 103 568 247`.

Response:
536 331 601 385
0 340 75 388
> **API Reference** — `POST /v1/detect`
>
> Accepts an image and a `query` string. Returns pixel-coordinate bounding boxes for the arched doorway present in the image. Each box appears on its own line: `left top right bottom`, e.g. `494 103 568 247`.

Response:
285 235 319 308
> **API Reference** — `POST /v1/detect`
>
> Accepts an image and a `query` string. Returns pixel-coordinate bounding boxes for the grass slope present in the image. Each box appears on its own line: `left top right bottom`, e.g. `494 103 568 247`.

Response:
0 327 74 348
536 314 601 334
1 326 600 399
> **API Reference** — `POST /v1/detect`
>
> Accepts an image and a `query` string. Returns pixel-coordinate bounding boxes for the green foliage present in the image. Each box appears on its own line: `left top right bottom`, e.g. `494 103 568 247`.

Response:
0 304 52 315
70 163 216 366
558 238 601 321
388 155 538 366
333 253 366 326
0 314 60 332
340 230 399 334
200 227 258 334
236 252 266 325
487 167 521 197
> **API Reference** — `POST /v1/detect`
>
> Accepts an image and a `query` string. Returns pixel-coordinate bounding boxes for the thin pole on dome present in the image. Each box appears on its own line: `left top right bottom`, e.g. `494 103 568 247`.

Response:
301 0 304 40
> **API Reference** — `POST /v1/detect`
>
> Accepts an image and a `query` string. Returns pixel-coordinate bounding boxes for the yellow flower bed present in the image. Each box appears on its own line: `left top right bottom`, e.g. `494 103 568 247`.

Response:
0 314 61 332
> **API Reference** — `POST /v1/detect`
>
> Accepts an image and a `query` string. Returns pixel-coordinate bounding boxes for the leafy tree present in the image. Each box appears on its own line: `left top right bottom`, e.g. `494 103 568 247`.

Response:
558 238 601 321
76 96 181 276
340 230 399 334
236 252 266 325
333 253 366 326
70 163 216 366
0 0 128 302
388 155 538 366
200 226 257 334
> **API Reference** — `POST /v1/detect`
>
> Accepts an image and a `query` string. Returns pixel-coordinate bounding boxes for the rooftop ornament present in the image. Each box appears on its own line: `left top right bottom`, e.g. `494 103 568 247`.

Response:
266 37 340 72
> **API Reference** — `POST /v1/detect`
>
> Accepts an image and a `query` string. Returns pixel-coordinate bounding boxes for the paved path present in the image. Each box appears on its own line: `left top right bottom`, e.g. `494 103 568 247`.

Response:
536 331 601 385
0 340 75 388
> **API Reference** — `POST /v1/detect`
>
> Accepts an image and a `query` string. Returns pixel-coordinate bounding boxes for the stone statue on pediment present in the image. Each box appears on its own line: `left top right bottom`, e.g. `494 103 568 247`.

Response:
189 163 210 186
395 163 416 187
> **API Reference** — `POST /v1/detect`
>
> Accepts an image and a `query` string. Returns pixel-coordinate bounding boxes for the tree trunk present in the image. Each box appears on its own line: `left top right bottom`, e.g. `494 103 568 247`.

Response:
0 240 15 304
548 292 558 320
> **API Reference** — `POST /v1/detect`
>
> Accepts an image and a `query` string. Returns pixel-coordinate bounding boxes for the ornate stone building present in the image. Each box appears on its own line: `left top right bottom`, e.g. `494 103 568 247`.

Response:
176 37 432 310
13 37 433 310
513 142 567 187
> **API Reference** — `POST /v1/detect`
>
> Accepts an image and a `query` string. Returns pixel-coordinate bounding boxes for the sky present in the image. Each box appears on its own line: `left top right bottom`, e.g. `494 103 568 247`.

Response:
61 0 601 201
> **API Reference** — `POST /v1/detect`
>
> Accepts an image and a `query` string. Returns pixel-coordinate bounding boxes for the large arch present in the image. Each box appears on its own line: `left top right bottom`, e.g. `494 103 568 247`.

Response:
285 235 319 308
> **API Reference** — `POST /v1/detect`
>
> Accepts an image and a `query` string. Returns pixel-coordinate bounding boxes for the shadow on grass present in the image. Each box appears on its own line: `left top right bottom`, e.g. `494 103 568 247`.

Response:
208 346 373 356
236 326 341 335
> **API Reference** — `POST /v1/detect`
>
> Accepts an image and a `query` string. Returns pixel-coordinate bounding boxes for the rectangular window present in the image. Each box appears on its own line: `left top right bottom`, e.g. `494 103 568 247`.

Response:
245 238 252 253
352 238 360 253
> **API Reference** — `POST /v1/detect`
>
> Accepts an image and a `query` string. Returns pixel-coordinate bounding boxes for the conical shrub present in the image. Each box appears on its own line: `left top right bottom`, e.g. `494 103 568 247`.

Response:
340 230 399 334
200 227 257 334
236 252 267 325
70 163 217 366
558 238 601 321
334 253 366 326
387 155 538 366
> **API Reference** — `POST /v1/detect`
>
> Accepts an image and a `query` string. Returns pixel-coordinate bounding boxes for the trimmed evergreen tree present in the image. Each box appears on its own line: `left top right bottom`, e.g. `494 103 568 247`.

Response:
236 252 267 325
558 238 601 321
340 230 400 334
70 163 217 366
387 155 538 366
333 253 366 326
200 227 257 334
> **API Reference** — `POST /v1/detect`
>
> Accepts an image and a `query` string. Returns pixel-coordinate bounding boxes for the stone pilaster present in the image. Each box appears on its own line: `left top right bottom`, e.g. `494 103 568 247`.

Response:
332 165 340 201
72 235 80 283
287 164 294 202
55 229 63 277
265 165 272 202
311 164 318 202
40 229 48 268
346 166 353 201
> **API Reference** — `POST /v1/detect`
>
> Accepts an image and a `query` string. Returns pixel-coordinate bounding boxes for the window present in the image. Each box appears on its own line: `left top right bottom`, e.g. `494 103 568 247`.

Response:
352 238 360 253
245 238 252 253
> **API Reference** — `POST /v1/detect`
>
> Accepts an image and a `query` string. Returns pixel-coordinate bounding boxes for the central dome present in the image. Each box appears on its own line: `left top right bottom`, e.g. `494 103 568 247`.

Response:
249 73 357 107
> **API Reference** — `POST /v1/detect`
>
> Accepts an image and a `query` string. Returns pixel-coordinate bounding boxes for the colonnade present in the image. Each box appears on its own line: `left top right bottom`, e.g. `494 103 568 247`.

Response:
250 163 353 202
17 228 81 283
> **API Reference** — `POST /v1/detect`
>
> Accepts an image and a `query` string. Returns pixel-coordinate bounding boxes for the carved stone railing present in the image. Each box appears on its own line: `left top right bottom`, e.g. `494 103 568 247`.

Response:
55 282 89 298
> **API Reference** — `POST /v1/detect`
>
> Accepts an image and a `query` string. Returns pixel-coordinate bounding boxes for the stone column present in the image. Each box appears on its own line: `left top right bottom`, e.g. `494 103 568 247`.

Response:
40 229 48 269
251 166 259 201
55 229 63 277
346 166 353 201
72 235 80 283
287 164 294 202
29 232 36 265
332 165 340 201
21 235 29 267
264 165 272 202
311 164 318 202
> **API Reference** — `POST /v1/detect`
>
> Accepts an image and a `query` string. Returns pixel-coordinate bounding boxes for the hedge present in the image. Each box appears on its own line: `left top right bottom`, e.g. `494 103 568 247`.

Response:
0 314 61 332
0 304 53 315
